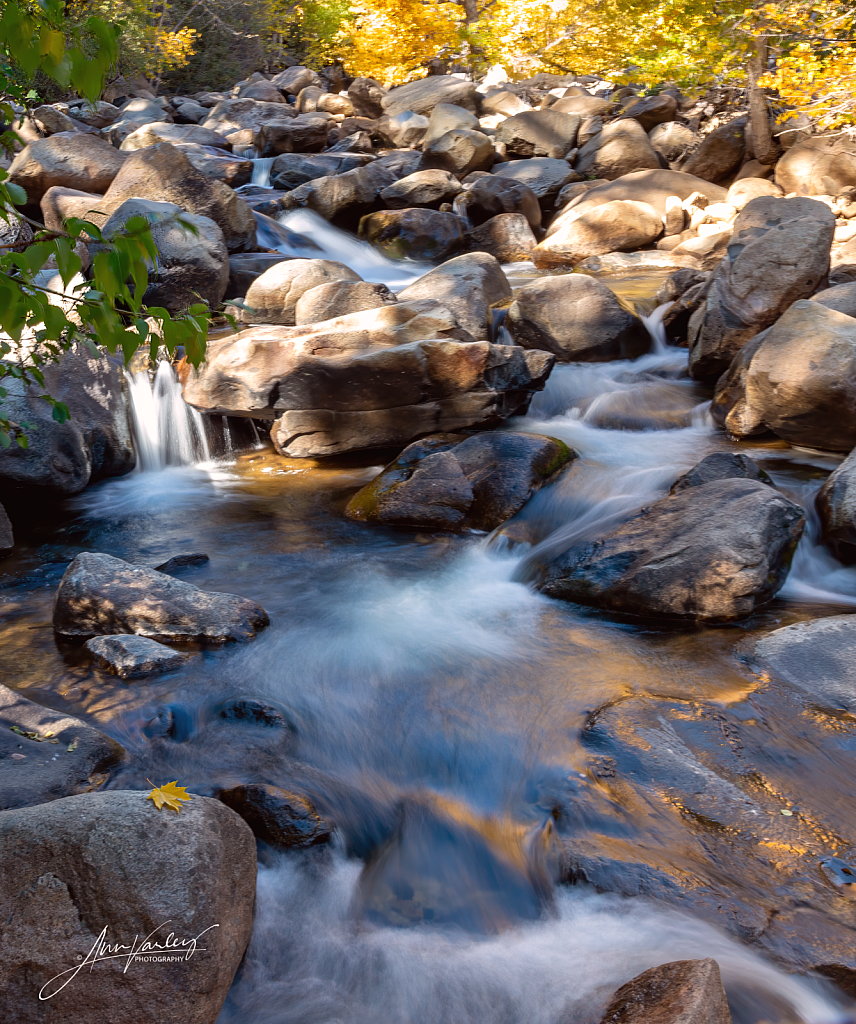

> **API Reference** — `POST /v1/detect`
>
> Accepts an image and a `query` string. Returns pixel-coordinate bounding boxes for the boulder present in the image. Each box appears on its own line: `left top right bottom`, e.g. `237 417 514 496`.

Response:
100 199 229 313
812 280 856 318
282 159 401 222
241 258 360 326
536 475 804 622
98 143 257 253
481 89 529 118
379 169 462 209
532 199 663 269
494 109 580 158
85 634 190 678
33 105 79 134
382 77 478 118
240 79 286 104
461 174 541 231
218 784 331 848
0 503 12 555
597 959 732 1024
72 100 120 129
359 208 464 260
170 143 252 187
202 98 296 135
227 253 289 296
172 99 209 124
467 212 537 262
41 186 107 230
119 121 230 151
423 103 480 148
8 134 127 204
670 452 771 493
552 169 726 224
346 430 574 531
775 136 856 196
256 114 331 156
710 301 856 450
0 791 255 1024
492 157 579 209
421 129 495 177
0 345 134 499
688 196 835 379
574 119 661 181
621 93 678 132
348 77 387 119
551 95 613 118
682 118 746 184
397 252 512 341
270 65 321 95
376 110 429 148
817 448 856 562
271 152 372 190
506 273 650 360
725 176 783 210
53 552 269 642
294 280 397 325
0 685 125 811
648 122 695 163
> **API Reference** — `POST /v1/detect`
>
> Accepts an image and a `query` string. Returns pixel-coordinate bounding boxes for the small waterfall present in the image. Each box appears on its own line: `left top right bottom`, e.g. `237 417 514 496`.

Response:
641 300 675 353
452 193 472 230
125 361 211 471
251 157 275 188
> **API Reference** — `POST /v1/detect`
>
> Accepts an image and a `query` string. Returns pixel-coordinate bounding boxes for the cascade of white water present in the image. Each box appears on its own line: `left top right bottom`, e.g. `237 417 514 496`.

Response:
125 361 211 471
251 157 275 188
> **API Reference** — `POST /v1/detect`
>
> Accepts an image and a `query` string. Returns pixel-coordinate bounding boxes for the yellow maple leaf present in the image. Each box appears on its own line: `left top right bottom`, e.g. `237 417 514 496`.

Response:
146 780 192 813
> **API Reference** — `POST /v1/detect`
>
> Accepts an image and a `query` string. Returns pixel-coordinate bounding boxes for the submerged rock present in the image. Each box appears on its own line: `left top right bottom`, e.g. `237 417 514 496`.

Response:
0 684 126 811
597 959 732 1024
53 552 269 642
0 791 256 1024
218 784 331 848
669 452 772 493
85 635 190 679
346 431 575 531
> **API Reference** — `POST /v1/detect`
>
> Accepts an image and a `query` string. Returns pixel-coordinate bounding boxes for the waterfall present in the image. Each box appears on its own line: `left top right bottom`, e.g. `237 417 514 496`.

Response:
125 361 211 471
641 300 675 353
251 157 275 188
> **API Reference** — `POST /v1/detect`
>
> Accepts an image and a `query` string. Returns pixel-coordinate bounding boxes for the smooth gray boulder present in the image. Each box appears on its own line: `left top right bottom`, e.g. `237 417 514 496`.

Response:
0 684 126 811
348 77 387 118
359 207 465 260
202 97 296 135
422 102 480 148
682 117 746 184
242 258 361 325
294 280 397 325
8 134 127 204
775 135 856 196
817 448 856 561
420 128 495 177
120 121 230 151
756 615 856 711
53 552 269 642
379 168 461 209
574 119 661 180
462 174 541 231
811 281 856 319
494 109 580 158
492 157 579 209
271 152 372 190
467 212 537 262
597 959 732 1024
621 93 678 132
85 635 191 678
0 791 256 1024
648 121 695 163
532 198 663 269
381 77 478 118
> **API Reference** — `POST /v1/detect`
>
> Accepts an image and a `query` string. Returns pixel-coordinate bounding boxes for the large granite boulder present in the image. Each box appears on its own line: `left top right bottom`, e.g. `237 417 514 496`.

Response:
270 65 321 95
271 152 373 190
0 685 126 811
170 143 252 187
85 634 190 678
775 136 856 196
494 109 580 158
379 169 462 209
710 300 856 450
688 197 835 380
282 158 406 222
8 134 127 204
358 207 465 260
295 280 397 325
532 199 662 268
202 97 295 135
381 77 478 118
536 473 805 622
420 129 495 177
348 77 387 119
346 431 574 531
506 273 650 360
119 121 230 151
817 447 856 561
218 784 331 848
0 791 255 1024
812 281 856 318
648 121 695 163
621 94 678 132
597 959 732 1024
255 114 330 156
242 258 361 325
461 174 542 231
422 103 480 148
467 213 537 262
574 119 661 180
492 157 579 210
53 552 269 642
682 118 746 184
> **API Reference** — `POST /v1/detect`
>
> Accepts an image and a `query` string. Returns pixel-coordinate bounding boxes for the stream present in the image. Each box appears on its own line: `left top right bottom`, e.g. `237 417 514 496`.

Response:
1 214 855 1024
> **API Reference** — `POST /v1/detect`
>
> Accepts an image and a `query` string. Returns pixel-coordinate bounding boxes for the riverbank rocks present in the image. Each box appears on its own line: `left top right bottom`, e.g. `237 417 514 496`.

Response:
621 93 678 132
172 143 252 187
462 174 542 231
682 118 746 184
468 213 537 262
98 142 257 253
711 301 856 450
495 109 580 158
812 281 856 318
506 273 650 360
0 791 256 1024
574 119 661 180
282 158 402 222
242 258 361 325
536 472 805 622
85 635 190 678
532 199 663 268
348 77 387 119
0 684 126 811
421 128 495 177
271 152 373 190
359 207 464 260
218 784 332 848
8 134 127 204
120 121 230 151
775 136 856 196
295 280 397 325
346 431 574 531
598 959 732 1024
381 76 478 118
397 252 511 341
492 157 579 210
379 169 462 209
0 345 134 500
202 97 295 136
688 196 835 380
817 448 856 561
256 114 331 156
553 169 727 221
649 122 695 164
53 552 269 642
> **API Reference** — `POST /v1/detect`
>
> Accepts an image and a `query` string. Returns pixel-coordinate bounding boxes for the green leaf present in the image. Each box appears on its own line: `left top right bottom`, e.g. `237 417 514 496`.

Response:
5 182 27 206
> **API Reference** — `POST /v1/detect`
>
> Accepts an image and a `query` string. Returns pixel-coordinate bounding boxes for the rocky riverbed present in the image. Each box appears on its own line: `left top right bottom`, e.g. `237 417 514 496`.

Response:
2 64 856 1024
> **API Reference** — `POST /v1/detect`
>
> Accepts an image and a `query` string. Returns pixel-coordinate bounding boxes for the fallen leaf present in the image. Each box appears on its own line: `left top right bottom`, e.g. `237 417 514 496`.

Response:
146 780 191 813
11 753 25 760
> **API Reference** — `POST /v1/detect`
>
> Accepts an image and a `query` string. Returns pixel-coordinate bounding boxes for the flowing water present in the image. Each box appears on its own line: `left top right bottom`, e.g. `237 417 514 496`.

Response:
3 230 856 1024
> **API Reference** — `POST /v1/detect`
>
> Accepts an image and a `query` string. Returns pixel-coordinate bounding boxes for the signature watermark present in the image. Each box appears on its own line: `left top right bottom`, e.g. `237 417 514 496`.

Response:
39 921 219 1001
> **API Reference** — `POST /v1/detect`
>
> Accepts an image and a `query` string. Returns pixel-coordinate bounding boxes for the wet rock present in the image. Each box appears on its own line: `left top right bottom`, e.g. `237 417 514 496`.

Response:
155 552 211 572
359 207 464 260
492 157 580 210
670 452 771 493
0 791 256 1024
811 280 856 318
256 114 330 156
53 552 269 643
397 252 511 341
648 122 695 163
574 119 662 181
282 158 401 222
218 784 331 848
85 635 190 679
494 109 580 158
0 503 12 556
202 97 295 136
99 199 229 313
710 301 856 449
468 212 537 262
462 174 542 231
655 269 711 341
421 128 495 177
8 134 127 204
379 169 462 209
621 94 678 132
170 143 252 187
536 477 805 622
119 121 230 151
817 448 856 561
0 685 126 811
725 176 783 211
382 77 478 118
295 280 397 325
775 136 856 196
346 431 574 531
0 345 134 499
242 258 361 325
688 197 835 380
507 273 650 360
682 118 746 184
597 959 731 1024
532 198 663 269
217 698 290 728
348 77 387 119
271 152 372 190
227 253 290 296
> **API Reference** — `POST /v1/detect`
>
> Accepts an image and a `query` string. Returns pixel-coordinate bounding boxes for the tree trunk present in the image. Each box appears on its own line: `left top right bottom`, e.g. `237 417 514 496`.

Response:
748 36 779 165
